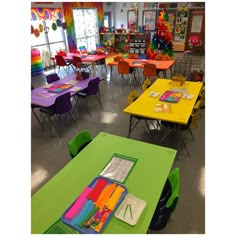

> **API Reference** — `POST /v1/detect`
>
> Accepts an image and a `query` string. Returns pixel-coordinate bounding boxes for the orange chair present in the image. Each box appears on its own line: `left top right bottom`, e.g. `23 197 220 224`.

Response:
118 61 137 85
55 55 72 75
143 63 157 82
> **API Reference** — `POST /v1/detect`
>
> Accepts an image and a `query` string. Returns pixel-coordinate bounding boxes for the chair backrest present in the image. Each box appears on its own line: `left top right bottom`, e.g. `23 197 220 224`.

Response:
68 129 93 158
54 92 72 114
199 86 205 105
143 63 157 77
149 168 180 230
55 55 66 66
86 77 100 96
72 56 83 68
166 168 180 210
128 90 139 105
46 73 60 84
142 79 152 92
118 61 130 74
189 100 201 129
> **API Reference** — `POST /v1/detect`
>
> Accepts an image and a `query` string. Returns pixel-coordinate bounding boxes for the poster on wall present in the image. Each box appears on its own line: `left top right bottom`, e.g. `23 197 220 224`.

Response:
127 10 138 31
166 11 176 35
174 7 188 41
191 15 203 33
143 10 157 31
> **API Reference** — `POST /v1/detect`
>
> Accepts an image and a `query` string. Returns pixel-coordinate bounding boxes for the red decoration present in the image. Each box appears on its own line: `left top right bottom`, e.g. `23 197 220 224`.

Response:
31 25 34 34
34 29 40 37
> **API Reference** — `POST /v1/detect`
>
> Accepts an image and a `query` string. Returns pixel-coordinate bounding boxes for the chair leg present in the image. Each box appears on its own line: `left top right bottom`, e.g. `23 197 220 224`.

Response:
128 116 141 137
73 96 79 113
177 130 190 157
31 108 43 130
96 93 103 110
127 115 136 138
68 111 77 126
85 97 92 117
160 128 172 143
47 115 61 137
188 128 195 141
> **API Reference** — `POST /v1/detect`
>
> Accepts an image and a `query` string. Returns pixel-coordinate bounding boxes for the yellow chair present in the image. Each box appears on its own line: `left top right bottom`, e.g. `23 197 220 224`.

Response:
141 78 152 92
160 100 201 157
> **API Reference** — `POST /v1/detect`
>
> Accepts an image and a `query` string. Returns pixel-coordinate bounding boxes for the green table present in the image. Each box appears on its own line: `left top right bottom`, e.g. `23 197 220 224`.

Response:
31 132 176 233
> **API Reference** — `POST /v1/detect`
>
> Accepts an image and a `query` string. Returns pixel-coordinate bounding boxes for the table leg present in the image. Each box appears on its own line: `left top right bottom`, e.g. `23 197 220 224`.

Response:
176 124 190 157
127 115 133 138
91 62 96 76
110 65 113 77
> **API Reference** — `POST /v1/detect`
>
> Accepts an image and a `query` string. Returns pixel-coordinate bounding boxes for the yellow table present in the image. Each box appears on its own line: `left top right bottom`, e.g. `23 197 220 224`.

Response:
124 79 203 125
123 79 203 155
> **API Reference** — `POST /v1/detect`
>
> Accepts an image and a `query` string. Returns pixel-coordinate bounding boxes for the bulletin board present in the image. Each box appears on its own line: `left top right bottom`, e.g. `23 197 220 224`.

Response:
127 10 138 31
164 9 176 39
142 10 157 31
174 7 189 41
185 9 205 51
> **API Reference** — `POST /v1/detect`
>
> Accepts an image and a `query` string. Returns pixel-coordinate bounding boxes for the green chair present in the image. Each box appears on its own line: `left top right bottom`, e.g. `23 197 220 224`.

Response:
68 129 93 159
149 168 180 231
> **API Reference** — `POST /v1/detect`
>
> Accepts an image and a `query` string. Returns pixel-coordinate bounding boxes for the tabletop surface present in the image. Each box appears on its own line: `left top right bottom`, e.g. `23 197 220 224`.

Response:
108 58 175 70
31 132 176 234
123 79 203 125
31 75 99 107
51 53 106 62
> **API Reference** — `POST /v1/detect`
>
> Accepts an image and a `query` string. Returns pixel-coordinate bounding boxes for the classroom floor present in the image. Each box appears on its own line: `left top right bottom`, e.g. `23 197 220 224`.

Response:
31 52 205 234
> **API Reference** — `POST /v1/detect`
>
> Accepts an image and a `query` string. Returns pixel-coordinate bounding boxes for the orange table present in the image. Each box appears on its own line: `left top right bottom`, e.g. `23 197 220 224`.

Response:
108 58 175 78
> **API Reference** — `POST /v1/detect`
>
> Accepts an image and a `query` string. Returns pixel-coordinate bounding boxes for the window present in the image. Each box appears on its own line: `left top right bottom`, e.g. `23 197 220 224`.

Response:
104 12 111 28
31 8 67 68
73 8 99 52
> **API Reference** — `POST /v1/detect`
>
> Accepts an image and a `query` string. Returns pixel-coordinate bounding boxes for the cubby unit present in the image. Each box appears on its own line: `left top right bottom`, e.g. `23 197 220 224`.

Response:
99 32 150 55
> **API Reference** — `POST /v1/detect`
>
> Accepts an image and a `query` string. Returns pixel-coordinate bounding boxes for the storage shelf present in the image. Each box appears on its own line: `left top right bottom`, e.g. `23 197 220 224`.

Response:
100 32 150 54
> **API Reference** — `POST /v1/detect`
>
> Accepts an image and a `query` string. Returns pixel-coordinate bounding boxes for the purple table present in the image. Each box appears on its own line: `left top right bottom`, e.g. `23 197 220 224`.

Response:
31 74 101 107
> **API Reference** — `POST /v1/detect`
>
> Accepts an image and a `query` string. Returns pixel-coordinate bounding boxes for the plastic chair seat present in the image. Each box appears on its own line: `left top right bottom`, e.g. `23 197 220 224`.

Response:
68 129 93 158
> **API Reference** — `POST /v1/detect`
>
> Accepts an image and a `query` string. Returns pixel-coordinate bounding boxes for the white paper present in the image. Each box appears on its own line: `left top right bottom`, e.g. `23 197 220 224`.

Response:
191 15 203 33
100 156 135 183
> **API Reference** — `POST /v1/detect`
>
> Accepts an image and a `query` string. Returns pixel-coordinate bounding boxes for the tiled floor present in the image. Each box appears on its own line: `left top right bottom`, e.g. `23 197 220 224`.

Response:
31 52 205 233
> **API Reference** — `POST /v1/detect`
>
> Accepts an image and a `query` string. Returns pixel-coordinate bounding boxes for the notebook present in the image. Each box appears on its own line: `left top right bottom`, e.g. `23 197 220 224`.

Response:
159 90 183 103
47 83 73 93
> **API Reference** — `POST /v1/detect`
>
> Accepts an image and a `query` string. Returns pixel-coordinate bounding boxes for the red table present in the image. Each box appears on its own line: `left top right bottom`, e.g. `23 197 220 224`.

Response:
51 53 107 75
108 58 175 78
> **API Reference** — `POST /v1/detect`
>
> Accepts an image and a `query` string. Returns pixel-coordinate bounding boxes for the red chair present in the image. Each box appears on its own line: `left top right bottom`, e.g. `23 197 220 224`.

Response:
72 56 91 73
55 55 72 75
